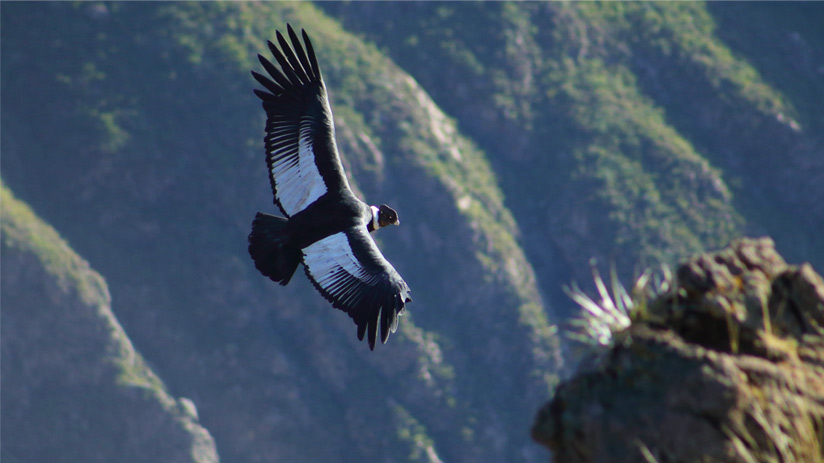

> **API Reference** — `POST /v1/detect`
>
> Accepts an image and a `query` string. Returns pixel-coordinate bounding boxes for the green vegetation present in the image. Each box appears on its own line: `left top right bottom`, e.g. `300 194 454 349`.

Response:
5 2 823 462
2 178 167 397
322 1 822 295
392 404 442 463
4 3 560 461
2 179 107 307
2 176 218 461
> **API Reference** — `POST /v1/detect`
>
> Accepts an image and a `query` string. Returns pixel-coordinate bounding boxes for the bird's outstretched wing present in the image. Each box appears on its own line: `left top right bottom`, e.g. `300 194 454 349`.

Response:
252 25 350 217
301 226 412 350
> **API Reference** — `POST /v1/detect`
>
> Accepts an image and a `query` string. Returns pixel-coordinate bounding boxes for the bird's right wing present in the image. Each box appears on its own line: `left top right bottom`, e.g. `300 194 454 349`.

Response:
251 25 351 217
301 225 411 350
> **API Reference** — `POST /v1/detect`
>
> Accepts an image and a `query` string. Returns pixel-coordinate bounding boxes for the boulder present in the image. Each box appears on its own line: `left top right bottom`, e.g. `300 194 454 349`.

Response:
533 237 824 463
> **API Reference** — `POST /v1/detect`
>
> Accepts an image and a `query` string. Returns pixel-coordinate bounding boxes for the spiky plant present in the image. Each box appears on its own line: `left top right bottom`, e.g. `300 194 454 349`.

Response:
565 262 672 348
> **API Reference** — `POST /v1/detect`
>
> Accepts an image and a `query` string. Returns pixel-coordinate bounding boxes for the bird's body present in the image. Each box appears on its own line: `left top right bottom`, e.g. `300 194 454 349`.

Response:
248 26 411 350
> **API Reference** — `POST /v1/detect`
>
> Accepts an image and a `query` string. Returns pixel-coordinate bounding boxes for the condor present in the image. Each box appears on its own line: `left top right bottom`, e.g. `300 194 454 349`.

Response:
248 26 411 350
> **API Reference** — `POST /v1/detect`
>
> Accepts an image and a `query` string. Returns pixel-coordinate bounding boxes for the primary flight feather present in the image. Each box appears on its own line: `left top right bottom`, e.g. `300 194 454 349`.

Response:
248 25 411 350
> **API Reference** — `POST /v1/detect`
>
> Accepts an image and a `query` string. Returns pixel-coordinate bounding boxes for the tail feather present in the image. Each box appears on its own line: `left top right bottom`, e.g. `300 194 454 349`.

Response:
248 212 301 286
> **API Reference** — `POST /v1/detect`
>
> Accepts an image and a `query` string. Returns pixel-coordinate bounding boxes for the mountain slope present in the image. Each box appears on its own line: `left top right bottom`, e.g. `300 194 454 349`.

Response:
1 3 559 462
4 2 822 462
1 179 218 463
320 1 824 309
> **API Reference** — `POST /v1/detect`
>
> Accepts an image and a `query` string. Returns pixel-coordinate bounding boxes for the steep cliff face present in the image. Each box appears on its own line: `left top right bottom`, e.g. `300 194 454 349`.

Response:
1 3 558 462
1 181 218 463
532 237 824 462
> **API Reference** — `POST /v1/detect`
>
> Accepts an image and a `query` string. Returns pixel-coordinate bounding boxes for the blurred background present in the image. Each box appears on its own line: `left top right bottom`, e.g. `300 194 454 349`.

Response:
2 2 822 462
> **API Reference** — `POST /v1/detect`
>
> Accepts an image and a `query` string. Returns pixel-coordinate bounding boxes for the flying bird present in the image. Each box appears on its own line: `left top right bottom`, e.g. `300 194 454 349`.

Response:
248 25 411 350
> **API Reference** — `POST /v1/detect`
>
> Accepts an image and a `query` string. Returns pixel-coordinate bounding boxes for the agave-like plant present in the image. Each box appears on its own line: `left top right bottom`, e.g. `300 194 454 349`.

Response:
565 261 672 347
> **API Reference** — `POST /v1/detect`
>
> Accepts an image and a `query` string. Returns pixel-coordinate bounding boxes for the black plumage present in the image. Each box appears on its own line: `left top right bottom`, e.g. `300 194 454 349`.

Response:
248 25 411 350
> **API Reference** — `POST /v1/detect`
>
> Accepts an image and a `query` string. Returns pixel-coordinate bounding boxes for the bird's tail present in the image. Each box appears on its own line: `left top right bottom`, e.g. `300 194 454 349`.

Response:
248 212 301 286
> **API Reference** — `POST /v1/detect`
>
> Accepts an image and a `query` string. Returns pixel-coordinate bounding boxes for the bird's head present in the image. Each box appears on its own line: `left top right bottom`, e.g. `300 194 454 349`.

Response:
376 204 400 228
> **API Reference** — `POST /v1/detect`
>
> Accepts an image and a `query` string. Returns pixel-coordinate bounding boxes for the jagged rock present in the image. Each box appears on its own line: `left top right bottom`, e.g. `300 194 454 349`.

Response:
1 182 219 463
532 237 824 463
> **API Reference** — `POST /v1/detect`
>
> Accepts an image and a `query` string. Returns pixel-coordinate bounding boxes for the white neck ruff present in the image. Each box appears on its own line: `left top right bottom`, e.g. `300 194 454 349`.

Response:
370 205 380 230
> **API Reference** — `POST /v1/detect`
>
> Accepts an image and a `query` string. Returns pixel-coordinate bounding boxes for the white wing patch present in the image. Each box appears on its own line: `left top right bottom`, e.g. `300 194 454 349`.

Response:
301 227 410 349
269 116 327 216
302 232 378 299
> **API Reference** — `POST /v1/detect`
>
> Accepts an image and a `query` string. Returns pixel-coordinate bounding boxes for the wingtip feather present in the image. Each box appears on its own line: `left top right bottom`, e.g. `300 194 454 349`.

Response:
251 70 281 96
276 29 309 84
267 38 301 87
288 25 314 82
367 309 378 350
380 305 390 345
357 320 367 342
253 89 274 102
301 28 321 80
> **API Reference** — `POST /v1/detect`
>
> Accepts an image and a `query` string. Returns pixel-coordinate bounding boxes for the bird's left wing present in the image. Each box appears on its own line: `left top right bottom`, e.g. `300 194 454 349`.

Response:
301 226 411 350
251 25 350 217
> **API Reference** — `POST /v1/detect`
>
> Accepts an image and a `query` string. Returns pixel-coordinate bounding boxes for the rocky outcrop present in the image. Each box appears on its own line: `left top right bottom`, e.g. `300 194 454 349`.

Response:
1 182 218 463
532 237 824 462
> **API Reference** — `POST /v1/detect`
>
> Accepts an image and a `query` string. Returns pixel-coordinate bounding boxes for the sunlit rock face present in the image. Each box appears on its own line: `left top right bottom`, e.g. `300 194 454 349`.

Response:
533 237 824 463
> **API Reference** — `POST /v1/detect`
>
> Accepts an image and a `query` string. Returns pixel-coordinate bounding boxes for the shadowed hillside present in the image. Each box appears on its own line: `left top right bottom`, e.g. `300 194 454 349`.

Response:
320 1 824 308
1 180 218 463
2 2 822 462
2 3 557 462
